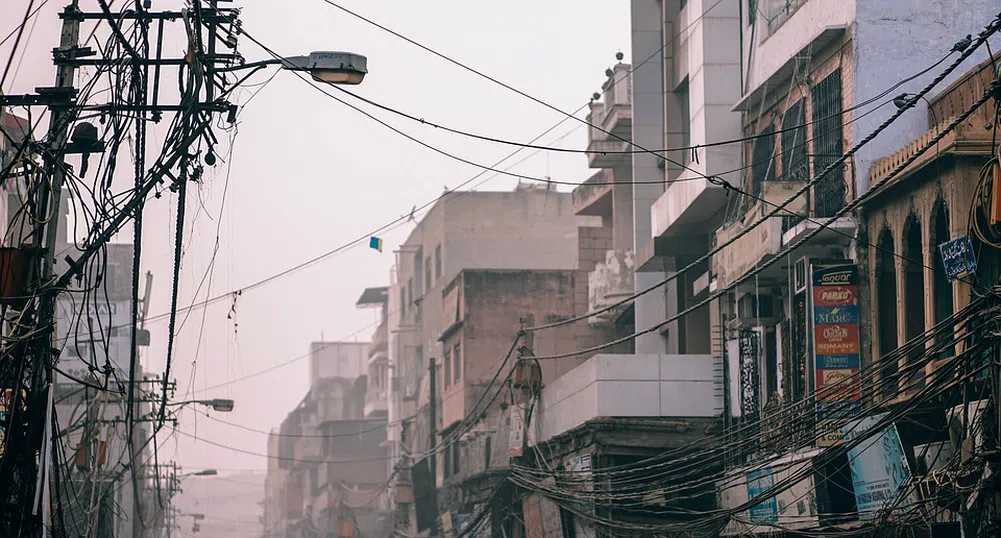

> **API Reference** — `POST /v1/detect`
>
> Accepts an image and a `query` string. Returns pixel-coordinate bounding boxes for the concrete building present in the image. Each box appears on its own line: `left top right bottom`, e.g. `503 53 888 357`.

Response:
265 377 390 538
48 242 155 538
860 52 1000 401
706 0 998 445
308 341 367 387
356 287 390 419
384 186 581 533
704 3 1001 535
432 269 588 524
386 190 577 453
574 61 638 352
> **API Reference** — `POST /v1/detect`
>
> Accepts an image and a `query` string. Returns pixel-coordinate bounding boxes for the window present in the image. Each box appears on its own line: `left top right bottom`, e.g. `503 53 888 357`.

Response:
415 346 424 374
876 230 899 399
407 278 413 310
453 342 462 382
443 444 452 479
931 202 955 357
750 126 776 197
414 249 423 296
452 442 460 476
484 436 492 470
400 286 407 316
425 257 432 294
780 100 808 181
764 327 778 399
903 217 926 391
435 244 442 282
811 69 845 217
443 349 452 388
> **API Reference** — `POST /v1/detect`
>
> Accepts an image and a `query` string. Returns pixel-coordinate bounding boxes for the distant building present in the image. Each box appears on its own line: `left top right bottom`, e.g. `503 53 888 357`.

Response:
356 286 389 419
265 334 390 538
308 341 367 386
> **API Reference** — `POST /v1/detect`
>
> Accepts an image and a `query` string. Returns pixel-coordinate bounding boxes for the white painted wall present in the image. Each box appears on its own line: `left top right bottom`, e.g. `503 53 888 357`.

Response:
308 341 368 385
532 353 723 443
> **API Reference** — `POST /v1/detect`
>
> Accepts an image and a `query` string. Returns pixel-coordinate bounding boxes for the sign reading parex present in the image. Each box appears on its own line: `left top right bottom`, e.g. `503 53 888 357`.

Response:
811 265 862 447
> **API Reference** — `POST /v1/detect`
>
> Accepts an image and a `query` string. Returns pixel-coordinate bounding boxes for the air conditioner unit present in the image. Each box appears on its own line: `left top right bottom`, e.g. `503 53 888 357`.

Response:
793 256 811 295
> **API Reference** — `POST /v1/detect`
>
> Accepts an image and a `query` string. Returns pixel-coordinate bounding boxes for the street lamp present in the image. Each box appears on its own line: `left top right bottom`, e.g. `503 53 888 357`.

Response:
179 469 217 478
166 398 235 413
219 51 368 85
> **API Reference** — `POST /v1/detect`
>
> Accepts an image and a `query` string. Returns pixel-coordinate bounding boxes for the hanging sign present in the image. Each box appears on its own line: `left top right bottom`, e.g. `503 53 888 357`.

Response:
937 236 977 282
811 265 862 447
508 407 524 458
842 413 913 519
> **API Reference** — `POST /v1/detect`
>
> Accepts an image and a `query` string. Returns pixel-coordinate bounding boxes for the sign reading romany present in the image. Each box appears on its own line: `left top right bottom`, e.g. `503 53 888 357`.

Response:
811 265 862 447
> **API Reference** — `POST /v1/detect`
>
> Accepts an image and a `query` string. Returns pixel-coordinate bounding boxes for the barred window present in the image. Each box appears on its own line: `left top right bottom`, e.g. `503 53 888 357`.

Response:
750 126 776 197
811 69 845 217
780 100 808 181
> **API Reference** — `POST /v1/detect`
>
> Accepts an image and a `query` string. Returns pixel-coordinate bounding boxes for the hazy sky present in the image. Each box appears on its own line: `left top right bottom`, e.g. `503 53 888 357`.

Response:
2 0 631 472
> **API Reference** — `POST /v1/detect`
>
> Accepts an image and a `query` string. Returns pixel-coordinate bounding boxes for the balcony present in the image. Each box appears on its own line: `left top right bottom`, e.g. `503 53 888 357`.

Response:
712 202 787 290
532 353 723 443
585 64 632 170
368 321 388 366
364 385 388 418
650 169 730 239
573 169 613 216
587 249 635 326
292 438 323 467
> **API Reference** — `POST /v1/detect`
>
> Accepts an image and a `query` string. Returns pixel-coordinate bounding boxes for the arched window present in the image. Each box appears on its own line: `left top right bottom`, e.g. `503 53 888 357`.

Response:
930 201 954 357
903 216 926 391
876 229 899 399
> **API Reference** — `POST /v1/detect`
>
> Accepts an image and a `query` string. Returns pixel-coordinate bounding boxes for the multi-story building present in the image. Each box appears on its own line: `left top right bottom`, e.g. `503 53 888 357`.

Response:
308 341 367 387
48 242 155 538
432 269 587 527
575 60 638 351
385 186 580 530
356 287 390 419
265 336 396 538
704 3 1000 535
1 111 31 246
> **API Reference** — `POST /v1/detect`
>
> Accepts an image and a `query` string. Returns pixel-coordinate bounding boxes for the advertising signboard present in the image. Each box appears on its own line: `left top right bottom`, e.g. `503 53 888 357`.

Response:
811 265 862 447
717 449 821 535
937 236 977 282
842 413 912 519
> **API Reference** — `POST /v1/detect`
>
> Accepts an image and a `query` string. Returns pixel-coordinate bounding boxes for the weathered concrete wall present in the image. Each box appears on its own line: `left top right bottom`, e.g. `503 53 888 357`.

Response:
853 0 1001 194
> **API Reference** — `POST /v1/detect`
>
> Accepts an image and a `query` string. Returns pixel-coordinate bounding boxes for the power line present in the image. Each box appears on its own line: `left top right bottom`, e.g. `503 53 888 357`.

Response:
530 43 1001 360
524 22 1000 335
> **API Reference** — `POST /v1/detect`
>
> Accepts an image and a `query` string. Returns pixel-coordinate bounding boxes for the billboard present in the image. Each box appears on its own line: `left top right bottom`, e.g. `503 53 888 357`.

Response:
717 450 821 535
811 265 862 447
842 413 913 519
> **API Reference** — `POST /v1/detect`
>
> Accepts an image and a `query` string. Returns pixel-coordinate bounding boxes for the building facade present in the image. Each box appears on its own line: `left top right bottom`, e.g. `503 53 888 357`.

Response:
385 187 581 517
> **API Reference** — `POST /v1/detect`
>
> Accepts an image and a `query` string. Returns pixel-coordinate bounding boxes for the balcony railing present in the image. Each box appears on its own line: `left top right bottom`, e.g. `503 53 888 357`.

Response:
585 64 632 170
588 249 635 326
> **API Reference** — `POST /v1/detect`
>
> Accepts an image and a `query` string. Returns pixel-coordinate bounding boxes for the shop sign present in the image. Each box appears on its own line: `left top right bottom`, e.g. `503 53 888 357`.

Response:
564 453 593 515
938 236 976 282
717 450 820 535
811 265 862 447
842 413 913 519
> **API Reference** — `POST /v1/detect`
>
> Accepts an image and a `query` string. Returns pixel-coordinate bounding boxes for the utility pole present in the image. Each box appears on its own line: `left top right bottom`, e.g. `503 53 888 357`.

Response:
428 357 439 537
23 3 83 531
